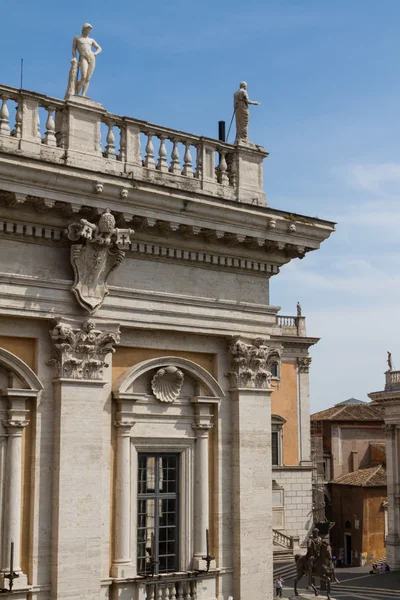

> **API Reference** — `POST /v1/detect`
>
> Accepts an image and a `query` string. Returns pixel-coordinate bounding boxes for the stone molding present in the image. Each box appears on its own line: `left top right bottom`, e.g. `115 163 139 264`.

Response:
227 337 283 389
48 318 120 380
297 357 312 373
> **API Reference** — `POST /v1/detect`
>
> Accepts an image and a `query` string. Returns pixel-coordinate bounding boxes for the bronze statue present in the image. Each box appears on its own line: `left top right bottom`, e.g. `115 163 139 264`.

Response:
294 529 338 600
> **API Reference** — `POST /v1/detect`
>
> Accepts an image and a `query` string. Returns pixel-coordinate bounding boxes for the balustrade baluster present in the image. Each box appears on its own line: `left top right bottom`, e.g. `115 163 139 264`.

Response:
195 145 202 179
176 582 184 600
184 581 191 600
190 581 197 600
0 97 10 136
144 132 155 169
163 584 170 600
147 584 155 600
229 154 237 187
36 108 41 139
11 101 23 138
105 121 116 158
119 124 126 162
157 585 163 600
157 136 168 172
43 106 57 147
170 584 176 600
218 151 229 185
169 139 181 174
182 143 193 177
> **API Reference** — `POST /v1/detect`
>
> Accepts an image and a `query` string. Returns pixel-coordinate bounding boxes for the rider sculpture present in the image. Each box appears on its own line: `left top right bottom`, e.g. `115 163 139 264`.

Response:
294 527 339 599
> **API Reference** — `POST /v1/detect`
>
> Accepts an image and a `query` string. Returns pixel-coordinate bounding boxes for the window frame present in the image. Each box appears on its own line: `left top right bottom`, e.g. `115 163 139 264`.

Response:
131 439 194 575
137 453 180 575
271 415 286 467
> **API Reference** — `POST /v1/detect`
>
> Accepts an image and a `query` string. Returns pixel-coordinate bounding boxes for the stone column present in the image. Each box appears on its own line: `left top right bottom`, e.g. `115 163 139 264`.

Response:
111 419 135 578
228 337 282 600
297 357 312 466
1 417 29 588
49 318 120 600
191 397 217 570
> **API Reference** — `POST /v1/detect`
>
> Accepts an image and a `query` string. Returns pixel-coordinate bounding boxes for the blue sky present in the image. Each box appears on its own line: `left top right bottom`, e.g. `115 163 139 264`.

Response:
2 1 400 411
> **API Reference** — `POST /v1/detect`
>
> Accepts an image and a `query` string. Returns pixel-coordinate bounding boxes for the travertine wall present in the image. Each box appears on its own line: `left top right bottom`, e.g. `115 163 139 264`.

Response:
272 468 313 544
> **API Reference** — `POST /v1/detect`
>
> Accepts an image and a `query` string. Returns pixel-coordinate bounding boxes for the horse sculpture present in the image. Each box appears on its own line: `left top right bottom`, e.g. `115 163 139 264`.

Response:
294 541 336 600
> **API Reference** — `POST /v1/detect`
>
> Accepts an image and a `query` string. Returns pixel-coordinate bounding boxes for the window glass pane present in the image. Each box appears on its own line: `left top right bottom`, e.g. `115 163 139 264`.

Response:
137 454 178 575
272 490 283 506
272 431 279 465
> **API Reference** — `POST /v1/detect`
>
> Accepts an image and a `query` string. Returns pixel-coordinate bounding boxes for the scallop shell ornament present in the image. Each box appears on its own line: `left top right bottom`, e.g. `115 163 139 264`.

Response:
151 366 184 403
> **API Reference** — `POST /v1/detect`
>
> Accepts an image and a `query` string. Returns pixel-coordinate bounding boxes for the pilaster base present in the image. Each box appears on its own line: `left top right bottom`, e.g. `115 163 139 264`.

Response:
110 563 137 579
192 557 216 571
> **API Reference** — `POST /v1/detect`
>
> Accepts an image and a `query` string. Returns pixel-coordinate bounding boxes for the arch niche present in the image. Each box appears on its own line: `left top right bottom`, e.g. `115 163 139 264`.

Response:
111 356 224 577
0 347 43 583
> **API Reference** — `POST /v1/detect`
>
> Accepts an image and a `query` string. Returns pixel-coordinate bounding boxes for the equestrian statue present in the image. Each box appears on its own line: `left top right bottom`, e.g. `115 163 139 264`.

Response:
294 528 339 600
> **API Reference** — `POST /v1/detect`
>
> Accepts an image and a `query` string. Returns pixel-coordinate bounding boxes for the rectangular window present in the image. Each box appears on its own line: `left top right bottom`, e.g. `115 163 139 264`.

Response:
272 431 279 466
137 453 179 575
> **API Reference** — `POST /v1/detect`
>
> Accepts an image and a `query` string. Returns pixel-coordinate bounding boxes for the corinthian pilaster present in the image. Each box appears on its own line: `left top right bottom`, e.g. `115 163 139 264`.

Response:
227 337 281 600
50 317 120 600
227 337 283 389
48 318 120 380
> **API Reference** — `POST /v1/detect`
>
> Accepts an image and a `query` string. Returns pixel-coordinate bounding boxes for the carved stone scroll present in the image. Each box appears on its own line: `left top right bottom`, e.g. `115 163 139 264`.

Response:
66 209 134 313
48 319 120 380
227 337 283 389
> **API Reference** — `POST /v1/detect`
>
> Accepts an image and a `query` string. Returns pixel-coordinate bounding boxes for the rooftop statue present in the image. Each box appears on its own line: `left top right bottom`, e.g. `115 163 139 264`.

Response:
65 23 102 98
387 351 393 372
233 82 260 144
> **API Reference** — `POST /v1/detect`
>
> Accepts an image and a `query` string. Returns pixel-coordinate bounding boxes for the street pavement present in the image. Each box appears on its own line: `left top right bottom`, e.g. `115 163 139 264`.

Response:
279 565 400 600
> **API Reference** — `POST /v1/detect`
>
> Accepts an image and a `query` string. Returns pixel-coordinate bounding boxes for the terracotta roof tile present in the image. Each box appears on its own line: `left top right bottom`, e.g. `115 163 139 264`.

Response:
311 404 384 422
331 464 386 487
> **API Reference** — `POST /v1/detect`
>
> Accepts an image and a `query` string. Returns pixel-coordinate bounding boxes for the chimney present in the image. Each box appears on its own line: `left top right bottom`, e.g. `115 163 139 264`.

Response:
351 451 359 472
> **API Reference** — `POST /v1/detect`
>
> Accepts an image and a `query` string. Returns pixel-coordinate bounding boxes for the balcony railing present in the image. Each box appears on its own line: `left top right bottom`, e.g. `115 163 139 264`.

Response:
139 575 198 600
385 370 400 392
0 84 267 204
277 315 306 337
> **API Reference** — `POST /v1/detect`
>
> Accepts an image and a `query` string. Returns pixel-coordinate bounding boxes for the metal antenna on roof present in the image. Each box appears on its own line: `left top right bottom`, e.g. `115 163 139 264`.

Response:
20 59 24 89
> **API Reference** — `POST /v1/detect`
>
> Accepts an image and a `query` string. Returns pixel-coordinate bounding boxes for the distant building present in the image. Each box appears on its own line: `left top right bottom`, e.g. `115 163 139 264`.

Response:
369 366 400 569
311 399 386 565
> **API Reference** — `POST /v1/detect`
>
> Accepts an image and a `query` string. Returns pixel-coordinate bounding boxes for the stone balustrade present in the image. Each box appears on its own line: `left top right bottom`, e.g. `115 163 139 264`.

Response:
0 84 268 205
141 577 197 600
272 529 293 549
385 370 400 392
277 315 297 328
277 315 307 337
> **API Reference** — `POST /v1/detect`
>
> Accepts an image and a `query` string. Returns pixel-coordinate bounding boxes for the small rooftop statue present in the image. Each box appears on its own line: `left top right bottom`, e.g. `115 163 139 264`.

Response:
233 82 260 144
387 351 393 372
297 301 302 317
65 23 102 99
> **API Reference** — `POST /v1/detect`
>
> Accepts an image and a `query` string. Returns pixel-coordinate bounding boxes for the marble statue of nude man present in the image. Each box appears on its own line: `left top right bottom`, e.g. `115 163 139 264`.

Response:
72 23 102 96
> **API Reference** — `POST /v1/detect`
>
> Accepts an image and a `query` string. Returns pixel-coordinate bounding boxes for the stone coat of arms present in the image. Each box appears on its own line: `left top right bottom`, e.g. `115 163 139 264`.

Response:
66 209 133 313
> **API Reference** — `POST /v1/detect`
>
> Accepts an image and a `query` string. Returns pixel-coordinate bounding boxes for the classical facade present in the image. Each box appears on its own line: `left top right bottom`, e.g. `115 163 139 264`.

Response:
0 78 334 600
369 367 400 569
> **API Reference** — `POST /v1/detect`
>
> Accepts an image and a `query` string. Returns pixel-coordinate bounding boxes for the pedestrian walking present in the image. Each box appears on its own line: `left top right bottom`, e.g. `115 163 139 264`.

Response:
275 575 284 597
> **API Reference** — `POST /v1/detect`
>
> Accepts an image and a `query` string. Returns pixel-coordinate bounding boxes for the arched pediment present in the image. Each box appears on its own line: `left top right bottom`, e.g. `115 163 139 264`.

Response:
0 347 43 393
113 356 224 399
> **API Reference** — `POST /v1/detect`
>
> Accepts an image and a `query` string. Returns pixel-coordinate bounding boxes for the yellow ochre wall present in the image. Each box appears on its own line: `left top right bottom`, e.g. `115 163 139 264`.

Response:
0 336 37 372
271 361 299 466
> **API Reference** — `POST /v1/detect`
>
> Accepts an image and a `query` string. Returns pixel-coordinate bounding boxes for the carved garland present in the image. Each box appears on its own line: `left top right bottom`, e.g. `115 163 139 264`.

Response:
227 337 283 389
48 319 120 380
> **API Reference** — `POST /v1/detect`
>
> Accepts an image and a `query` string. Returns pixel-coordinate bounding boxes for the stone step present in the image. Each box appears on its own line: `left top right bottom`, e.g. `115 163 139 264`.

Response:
332 584 399 597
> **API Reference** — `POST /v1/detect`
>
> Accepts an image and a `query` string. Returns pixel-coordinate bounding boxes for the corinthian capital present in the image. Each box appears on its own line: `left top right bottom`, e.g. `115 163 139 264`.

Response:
227 337 283 389
48 318 120 380
297 357 312 373
383 424 396 438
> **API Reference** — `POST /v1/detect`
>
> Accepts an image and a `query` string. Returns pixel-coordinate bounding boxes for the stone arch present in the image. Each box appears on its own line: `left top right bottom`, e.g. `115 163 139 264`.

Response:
0 347 43 393
113 356 224 399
